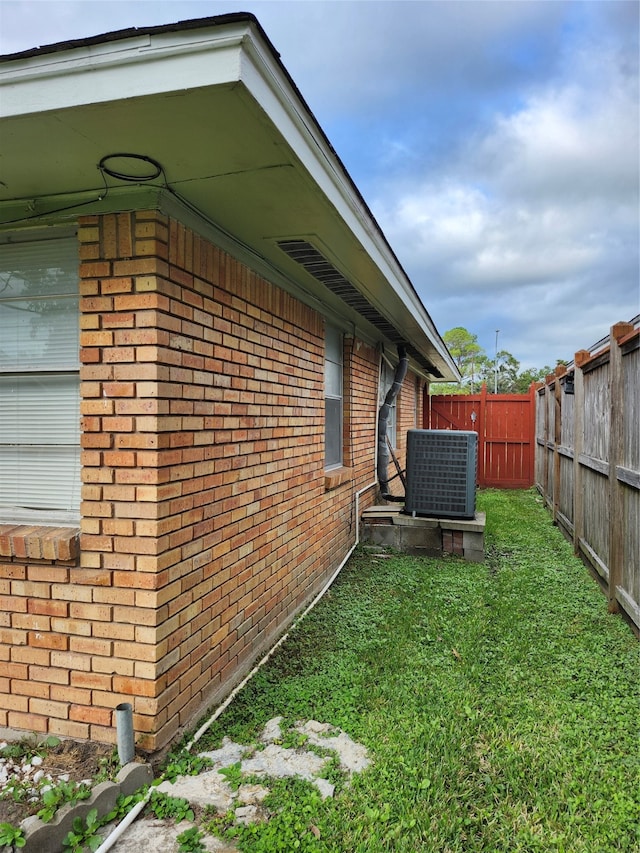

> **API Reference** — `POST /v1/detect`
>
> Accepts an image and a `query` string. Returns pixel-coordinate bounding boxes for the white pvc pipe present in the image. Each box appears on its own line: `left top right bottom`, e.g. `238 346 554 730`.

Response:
95 787 152 853
96 481 375 853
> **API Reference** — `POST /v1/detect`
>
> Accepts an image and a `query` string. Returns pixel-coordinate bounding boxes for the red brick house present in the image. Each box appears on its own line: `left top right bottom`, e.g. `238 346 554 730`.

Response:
0 15 458 753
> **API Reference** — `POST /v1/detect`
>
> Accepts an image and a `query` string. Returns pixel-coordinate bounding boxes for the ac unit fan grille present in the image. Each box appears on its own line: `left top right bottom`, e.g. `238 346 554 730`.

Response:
405 430 477 518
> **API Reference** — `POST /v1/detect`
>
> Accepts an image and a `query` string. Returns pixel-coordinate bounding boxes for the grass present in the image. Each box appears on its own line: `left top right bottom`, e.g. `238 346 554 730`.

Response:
192 489 640 852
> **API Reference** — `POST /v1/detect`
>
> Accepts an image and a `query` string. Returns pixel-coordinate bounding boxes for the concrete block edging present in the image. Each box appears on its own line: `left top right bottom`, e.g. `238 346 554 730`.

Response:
18 762 154 853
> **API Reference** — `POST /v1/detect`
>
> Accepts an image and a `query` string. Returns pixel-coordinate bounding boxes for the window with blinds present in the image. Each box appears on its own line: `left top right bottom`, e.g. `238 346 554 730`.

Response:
0 231 80 523
324 324 343 469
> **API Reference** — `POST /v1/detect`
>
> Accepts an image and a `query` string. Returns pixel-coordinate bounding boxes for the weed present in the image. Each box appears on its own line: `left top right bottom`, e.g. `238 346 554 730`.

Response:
62 808 101 853
104 791 146 823
0 822 26 849
0 779 31 805
0 735 60 764
37 781 91 823
234 777 326 851
277 729 309 751
93 748 120 784
175 825 205 852
201 805 237 837
161 751 212 783
146 790 194 823
217 762 244 791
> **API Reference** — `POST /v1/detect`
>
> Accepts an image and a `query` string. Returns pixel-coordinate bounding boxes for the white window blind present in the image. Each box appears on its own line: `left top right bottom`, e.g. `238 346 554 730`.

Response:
324 324 343 469
0 233 80 520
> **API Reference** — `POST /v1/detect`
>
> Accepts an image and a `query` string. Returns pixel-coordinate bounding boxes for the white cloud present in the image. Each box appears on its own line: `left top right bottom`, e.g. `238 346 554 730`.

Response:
473 58 638 205
373 26 639 367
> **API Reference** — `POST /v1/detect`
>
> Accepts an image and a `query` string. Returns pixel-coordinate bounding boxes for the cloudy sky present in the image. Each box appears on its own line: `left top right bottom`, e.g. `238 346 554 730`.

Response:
1 0 638 370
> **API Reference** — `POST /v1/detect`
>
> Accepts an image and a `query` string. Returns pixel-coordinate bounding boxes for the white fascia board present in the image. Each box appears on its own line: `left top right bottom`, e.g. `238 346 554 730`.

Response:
0 25 248 117
237 31 455 372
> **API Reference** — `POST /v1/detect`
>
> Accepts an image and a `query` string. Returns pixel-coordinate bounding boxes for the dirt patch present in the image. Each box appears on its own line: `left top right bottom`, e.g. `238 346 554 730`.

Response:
39 739 116 782
0 791 28 828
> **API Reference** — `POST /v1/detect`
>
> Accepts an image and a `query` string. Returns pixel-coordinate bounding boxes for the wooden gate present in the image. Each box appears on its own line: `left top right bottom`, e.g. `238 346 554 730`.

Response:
427 383 536 488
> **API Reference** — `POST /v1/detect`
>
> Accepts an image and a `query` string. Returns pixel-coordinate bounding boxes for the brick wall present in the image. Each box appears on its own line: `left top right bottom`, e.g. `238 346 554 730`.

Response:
0 210 423 753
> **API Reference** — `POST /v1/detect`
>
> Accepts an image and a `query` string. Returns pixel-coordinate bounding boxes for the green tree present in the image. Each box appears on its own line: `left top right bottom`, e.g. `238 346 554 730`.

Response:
438 327 564 395
476 350 521 393
442 327 485 392
513 366 551 394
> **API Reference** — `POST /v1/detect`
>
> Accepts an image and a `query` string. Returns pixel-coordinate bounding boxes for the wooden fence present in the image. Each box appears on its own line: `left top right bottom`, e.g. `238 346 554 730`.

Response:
428 383 536 488
536 320 640 630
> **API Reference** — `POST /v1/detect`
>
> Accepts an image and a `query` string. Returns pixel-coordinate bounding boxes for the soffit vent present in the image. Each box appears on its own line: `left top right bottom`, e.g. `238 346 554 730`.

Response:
277 239 442 377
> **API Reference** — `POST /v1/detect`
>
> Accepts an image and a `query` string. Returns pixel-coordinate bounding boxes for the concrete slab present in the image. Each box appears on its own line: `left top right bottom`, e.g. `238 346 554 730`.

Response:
440 512 486 533
93 718 371 853
392 514 439 528
104 817 238 852
156 769 236 812
361 507 485 561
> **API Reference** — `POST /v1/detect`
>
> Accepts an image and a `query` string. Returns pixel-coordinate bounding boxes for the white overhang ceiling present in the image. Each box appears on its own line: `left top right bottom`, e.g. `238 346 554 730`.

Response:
0 14 459 381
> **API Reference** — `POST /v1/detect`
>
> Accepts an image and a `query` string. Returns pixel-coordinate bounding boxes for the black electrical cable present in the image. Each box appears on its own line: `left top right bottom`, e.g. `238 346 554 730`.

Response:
98 153 163 183
1 152 166 227
0 168 110 227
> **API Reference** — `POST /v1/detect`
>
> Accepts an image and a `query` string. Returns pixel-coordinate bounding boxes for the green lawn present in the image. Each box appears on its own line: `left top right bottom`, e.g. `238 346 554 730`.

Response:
194 489 640 852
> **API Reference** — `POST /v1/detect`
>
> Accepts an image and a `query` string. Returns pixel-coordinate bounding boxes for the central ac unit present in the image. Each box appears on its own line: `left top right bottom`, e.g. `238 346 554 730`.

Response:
404 429 478 519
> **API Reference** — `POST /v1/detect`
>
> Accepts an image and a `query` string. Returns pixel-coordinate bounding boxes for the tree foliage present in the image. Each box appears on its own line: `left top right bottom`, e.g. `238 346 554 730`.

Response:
436 327 560 395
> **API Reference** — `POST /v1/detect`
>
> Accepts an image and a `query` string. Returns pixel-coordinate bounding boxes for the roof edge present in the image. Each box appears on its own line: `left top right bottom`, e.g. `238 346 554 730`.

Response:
0 13 264 63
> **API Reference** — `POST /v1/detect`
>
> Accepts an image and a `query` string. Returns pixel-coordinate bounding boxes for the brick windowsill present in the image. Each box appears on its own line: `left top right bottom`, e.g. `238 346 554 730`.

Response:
324 466 353 491
0 524 80 563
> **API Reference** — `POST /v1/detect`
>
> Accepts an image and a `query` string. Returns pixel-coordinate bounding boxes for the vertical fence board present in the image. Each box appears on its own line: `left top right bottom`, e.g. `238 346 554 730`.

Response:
559 453 574 534
622 489 640 623
582 467 610 578
623 346 640 470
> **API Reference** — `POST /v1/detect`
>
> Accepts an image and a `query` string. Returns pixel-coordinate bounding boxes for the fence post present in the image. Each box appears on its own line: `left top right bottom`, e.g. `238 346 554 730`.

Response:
608 322 634 612
479 382 487 486
423 382 430 429
528 381 536 488
534 382 544 494
573 350 590 556
552 366 567 524
542 373 555 508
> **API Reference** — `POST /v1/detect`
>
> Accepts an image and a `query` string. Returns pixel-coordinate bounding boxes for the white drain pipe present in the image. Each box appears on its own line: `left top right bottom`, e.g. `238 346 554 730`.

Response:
95 479 375 853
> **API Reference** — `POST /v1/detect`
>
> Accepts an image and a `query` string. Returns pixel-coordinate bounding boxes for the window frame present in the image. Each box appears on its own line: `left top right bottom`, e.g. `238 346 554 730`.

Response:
324 323 344 470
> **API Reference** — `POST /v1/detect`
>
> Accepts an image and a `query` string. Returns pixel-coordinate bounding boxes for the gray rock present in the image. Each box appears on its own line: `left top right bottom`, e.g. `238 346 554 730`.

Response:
295 721 370 773
259 716 283 743
156 769 236 812
105 817 238 852
237 783 269 804
234 804 263 825
314 778 336 800
240 742 328 782
198 736 249 769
